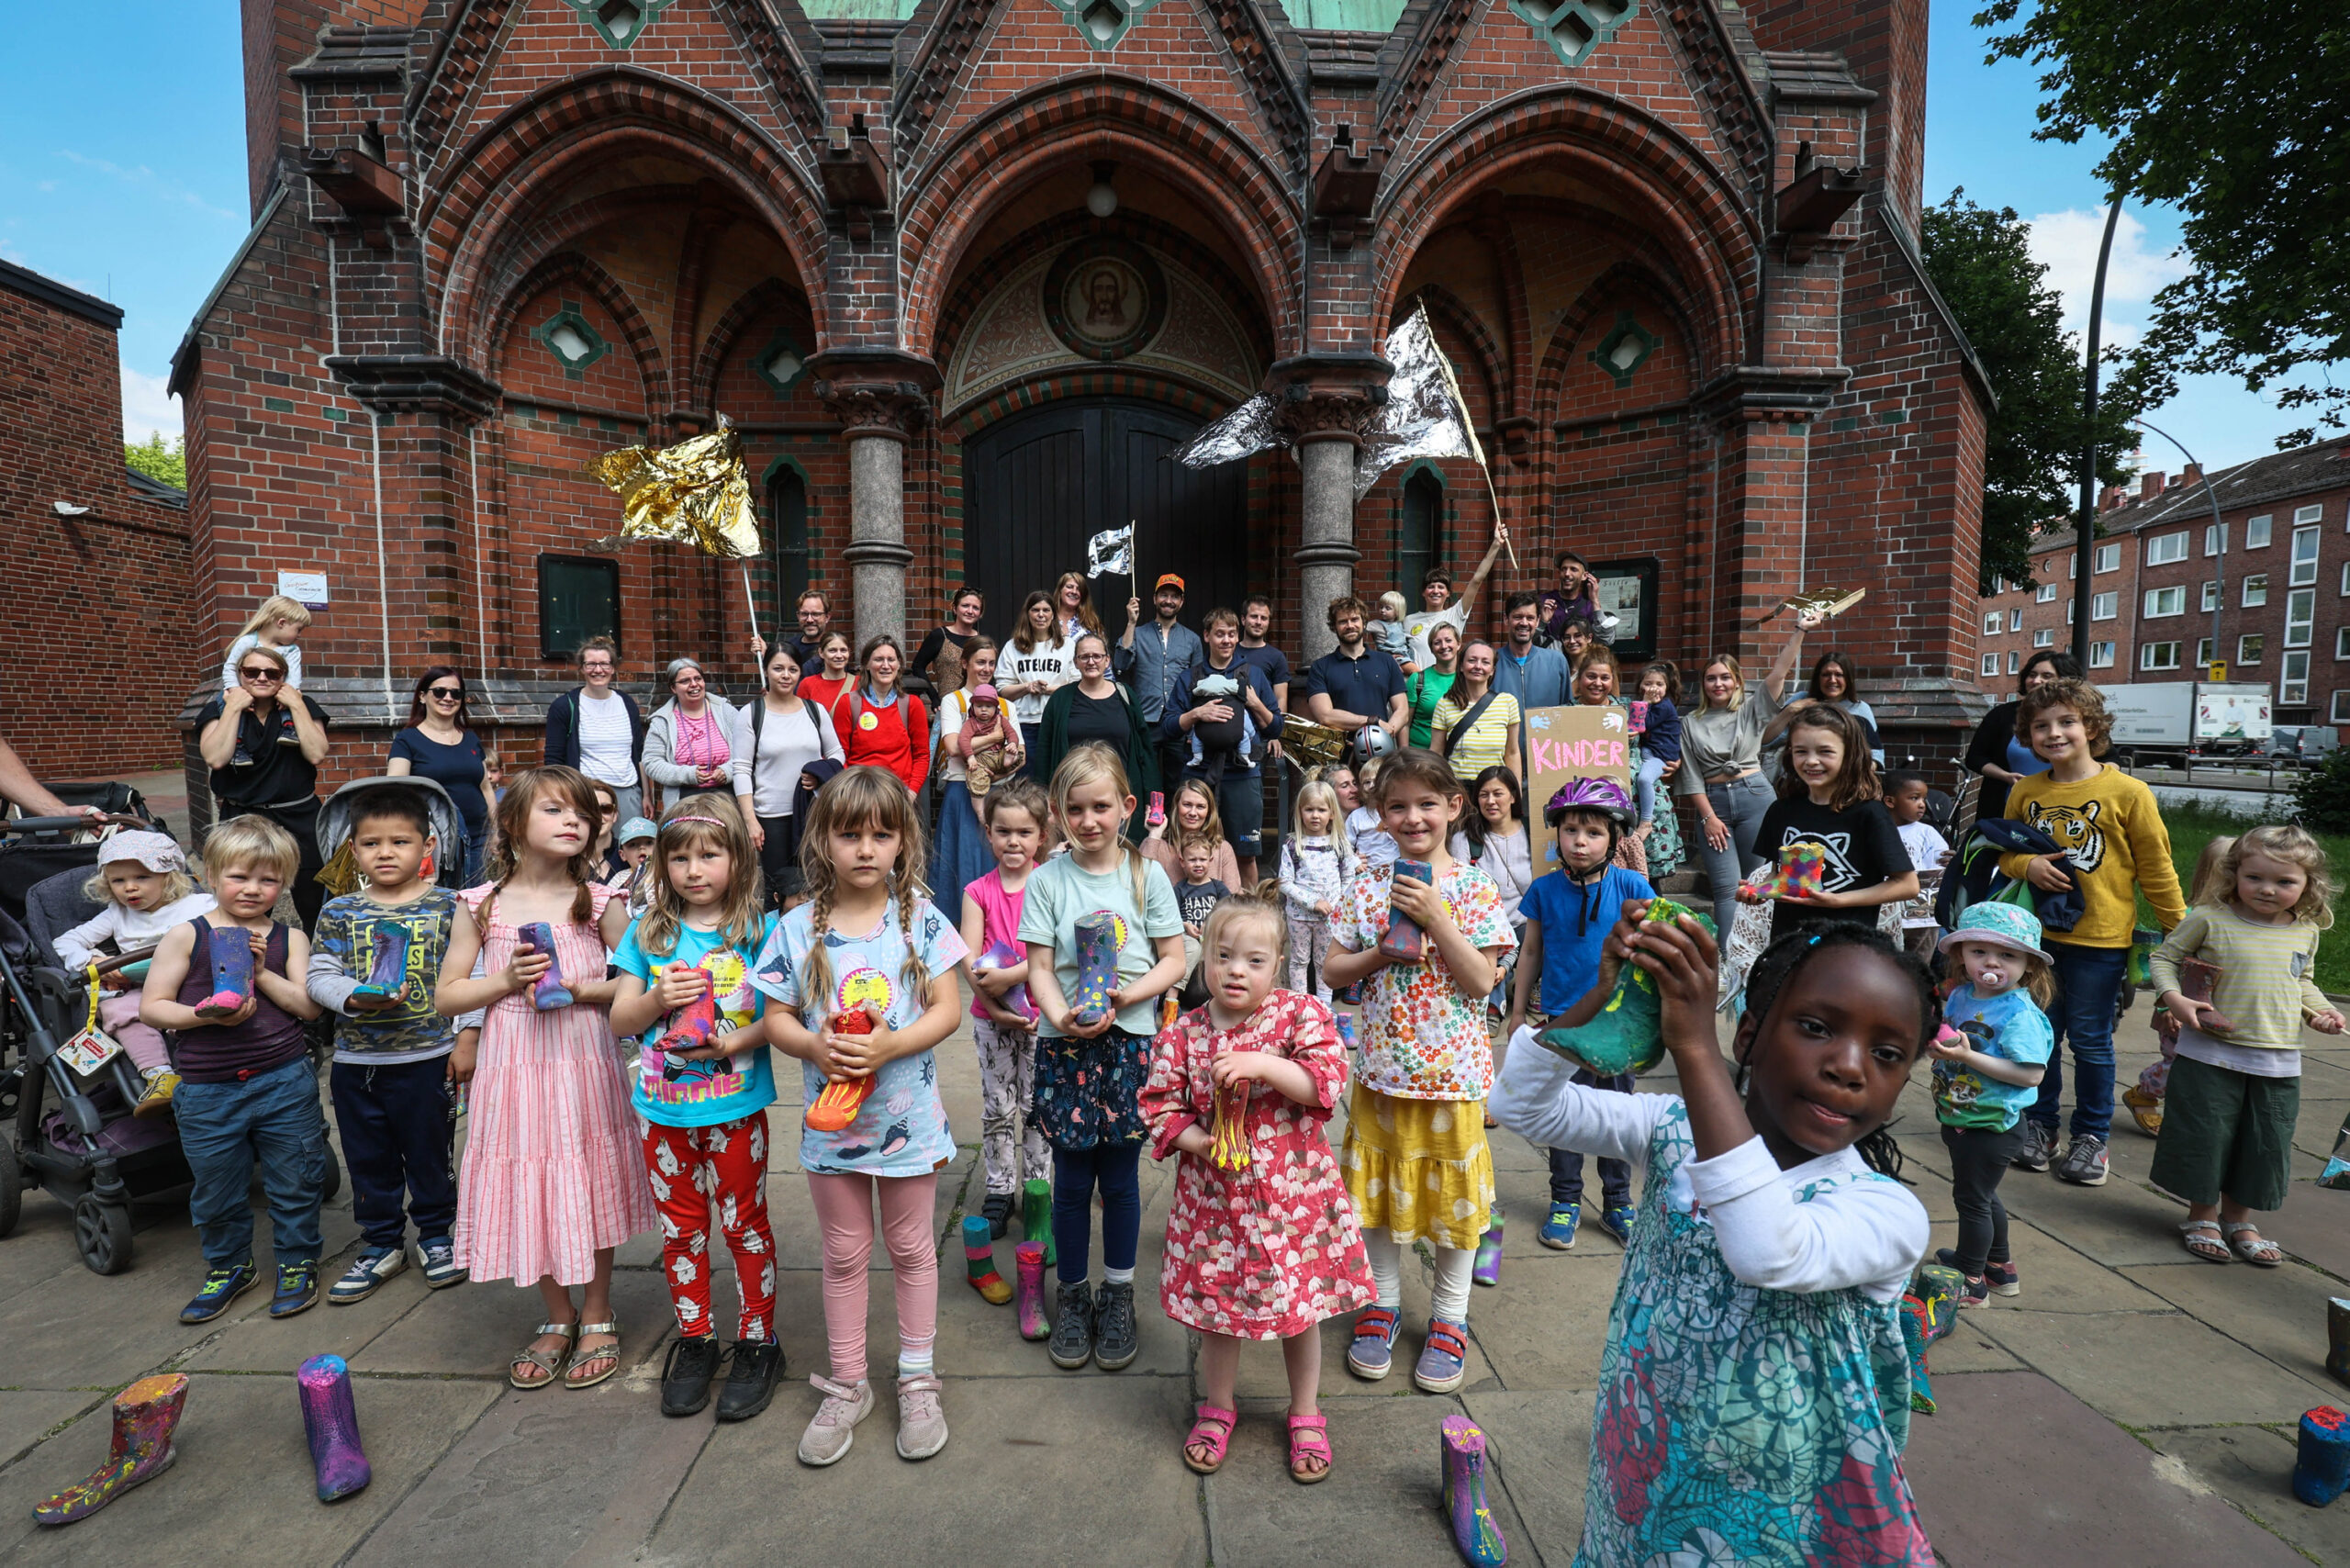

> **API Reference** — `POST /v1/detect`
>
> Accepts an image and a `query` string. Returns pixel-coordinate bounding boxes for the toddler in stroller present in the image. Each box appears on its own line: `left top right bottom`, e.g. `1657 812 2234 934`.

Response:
49 832 216 1115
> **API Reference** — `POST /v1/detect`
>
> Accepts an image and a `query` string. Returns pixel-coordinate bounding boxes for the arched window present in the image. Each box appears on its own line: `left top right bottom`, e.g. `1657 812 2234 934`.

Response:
1398 467 1444 598
768 465 809 613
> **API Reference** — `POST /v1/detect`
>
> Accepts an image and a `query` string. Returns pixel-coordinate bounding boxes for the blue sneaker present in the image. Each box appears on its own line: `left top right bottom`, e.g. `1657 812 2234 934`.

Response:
1346 1306 1402 1381
269 1260 320 1318
413 1235 467 1290
1539 1202 1580 1250
1414 1318 1470 1394
329 1245 407 1305
179 1260 258 1323
1599 1204 1637 1247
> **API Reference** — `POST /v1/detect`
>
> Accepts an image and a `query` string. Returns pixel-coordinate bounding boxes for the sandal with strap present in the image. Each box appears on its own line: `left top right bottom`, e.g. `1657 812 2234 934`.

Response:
1183 1403 1237 1475
510 1320 579 1390
2178 1220 2232 1264
1287 1412 1333 1484
565 1321 623 1389
2224 1222 2283 1268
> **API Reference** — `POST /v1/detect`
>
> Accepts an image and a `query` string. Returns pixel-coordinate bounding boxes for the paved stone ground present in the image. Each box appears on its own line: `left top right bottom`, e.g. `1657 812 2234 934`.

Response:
7 945 2350 1563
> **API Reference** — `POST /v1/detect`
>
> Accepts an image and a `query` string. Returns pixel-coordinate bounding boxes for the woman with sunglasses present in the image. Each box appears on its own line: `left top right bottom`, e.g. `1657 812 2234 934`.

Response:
388 666 498 883
195 643 332 928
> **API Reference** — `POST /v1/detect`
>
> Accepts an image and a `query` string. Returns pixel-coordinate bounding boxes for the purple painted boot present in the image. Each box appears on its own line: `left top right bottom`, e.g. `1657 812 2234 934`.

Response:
516 923 574 1010
1440 1414 1506 1565
1472 1214 1504 1287
194 925 254 1019
32 1373 188 1526
351 920 412 1007
298 1353 372 1502
1069 913 1120 1026
655 967 718 1075
1014 1242 1049 1340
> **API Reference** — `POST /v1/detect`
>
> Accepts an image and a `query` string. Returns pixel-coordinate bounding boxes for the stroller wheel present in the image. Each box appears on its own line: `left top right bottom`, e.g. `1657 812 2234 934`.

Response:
0 1137 20 1238
319 1145 342 1204
73 1193 133 1275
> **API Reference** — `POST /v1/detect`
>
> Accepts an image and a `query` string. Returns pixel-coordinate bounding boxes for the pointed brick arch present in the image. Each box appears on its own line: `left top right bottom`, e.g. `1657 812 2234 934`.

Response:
688 276 813 416
487 251 669 415
1534 259 1700 422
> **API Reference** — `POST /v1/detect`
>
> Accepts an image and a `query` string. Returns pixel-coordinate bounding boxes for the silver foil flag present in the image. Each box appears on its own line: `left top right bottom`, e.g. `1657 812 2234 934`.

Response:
1086 523 1135 577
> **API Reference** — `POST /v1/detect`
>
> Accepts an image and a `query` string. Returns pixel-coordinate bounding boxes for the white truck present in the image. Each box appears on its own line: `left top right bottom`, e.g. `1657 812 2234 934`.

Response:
2097 681 2273 765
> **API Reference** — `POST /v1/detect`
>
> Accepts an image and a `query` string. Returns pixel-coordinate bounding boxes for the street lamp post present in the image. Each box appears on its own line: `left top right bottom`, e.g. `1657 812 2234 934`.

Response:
2136 417 2229 684
2072 192 2128 670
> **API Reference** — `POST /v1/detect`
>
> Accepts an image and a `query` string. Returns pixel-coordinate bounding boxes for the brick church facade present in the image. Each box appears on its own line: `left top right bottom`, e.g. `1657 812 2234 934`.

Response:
176 0 1992 782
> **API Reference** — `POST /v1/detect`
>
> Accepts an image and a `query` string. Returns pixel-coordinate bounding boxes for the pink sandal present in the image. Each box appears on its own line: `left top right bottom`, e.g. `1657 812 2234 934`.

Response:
1184 1404 1237 1474
1287 1412 1333 1484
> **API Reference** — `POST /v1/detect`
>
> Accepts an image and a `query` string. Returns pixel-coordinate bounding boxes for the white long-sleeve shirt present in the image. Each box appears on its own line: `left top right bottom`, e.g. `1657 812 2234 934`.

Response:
1279 834 1353 917
52 892 219 972
1490 1026 1927 1303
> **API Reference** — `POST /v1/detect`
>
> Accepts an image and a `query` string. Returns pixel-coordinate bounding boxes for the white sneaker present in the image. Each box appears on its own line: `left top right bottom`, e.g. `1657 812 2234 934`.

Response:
895 1372 948 1460
328 1245 408 1305
797 1375 874 1466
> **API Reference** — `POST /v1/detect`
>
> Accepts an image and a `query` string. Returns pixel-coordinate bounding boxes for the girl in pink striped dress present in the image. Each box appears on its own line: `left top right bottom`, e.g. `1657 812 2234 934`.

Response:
437 766 655 1391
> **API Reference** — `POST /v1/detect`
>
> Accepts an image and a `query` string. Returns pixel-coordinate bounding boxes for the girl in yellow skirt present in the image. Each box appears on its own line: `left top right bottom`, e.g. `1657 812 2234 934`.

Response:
1324 748 1516 1393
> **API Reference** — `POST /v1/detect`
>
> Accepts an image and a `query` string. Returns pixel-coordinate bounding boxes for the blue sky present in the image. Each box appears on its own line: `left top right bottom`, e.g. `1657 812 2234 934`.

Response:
0 4 2306 476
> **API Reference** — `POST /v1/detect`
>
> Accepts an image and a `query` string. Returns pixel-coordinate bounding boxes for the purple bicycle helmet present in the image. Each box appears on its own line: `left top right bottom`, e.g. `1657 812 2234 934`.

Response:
1543 776 1636 830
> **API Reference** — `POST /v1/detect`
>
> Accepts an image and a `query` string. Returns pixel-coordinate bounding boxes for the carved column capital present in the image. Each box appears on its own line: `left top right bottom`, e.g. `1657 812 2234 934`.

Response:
809 349 941 442
1265 351 1392 446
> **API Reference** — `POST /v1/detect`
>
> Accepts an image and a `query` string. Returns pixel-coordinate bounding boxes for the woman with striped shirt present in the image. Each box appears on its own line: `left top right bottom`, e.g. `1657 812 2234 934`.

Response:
1430 642 1522 784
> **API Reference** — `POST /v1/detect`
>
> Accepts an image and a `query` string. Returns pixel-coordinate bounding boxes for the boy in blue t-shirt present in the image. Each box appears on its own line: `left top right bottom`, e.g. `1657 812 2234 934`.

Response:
1504 779 1652 1252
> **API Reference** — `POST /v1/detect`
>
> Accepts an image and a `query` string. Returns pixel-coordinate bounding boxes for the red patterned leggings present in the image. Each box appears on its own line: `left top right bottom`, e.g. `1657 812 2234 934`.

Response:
641 1112 776 1342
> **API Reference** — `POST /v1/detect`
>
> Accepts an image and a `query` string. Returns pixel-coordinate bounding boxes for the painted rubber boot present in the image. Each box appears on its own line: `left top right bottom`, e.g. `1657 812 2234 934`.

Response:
805 1010 877 1132
1023 1176 1056 1268
1379 860 1431 963
32 1373 189 1527
963 1215 1012 1305
516 923 574 1011
656 967 719 1077
1440 1413 1507 1566
1472 1213 1504 1287
1014 1242 1049 1340
1069 913 1120 1026
351 920 412 1007
2296 1406 2350 1507
2331 1298 2350 1388
297 1353 372 1502
194 925 254 1019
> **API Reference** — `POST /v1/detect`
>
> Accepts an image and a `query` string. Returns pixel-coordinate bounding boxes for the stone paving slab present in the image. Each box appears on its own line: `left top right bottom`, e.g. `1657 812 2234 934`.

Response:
1460 1387 1593 1565
2155 1424 2350 1567
1978 1307 2340 1428
0 1392 104 1471
2120 1257 2350 1391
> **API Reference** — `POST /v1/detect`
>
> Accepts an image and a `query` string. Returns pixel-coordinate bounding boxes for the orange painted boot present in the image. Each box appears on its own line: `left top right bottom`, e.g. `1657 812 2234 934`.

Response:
805 1009 877 1133
33 1373 189 1527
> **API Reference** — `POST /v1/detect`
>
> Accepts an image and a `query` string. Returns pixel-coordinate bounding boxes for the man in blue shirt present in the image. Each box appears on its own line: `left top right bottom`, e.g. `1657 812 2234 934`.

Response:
1304 597 1407 749
1165 607 1284 882
1237 594 1292 764
1494 591 1572 711
1116 573 1206 797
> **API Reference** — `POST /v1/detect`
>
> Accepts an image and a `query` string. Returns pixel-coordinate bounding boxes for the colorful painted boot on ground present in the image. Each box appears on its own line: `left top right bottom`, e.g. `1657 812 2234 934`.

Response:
2296 1406 2350 1507
1440 1413 1506 1565
1023 1176 1055 1268
963 1215 1012 1305
32 1373 188 1526
194 925 254 1019
516 922 574 1010
1015 1242 1049 1339
298 1353 372 1502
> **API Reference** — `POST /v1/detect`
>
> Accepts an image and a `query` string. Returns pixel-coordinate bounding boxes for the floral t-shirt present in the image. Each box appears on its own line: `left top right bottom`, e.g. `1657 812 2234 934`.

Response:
611 913 778 1128
1331 859 1515 1100
749 896 969 1176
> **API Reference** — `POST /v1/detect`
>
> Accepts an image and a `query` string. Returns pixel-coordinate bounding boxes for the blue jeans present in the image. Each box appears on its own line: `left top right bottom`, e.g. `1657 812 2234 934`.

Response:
1695 773 1775 939
1550 1070 1634 1208
1634 753 1666 825
2030 942 2128 1141
1051 1141 1143 1285
174 1056 328 1270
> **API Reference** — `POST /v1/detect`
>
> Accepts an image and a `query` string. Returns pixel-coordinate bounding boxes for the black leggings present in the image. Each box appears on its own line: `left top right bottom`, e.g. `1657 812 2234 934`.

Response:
1942 1122 2024 1276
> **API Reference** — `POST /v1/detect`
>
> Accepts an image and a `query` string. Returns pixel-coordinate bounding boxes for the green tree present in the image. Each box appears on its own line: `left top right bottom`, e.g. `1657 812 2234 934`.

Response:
1919 189 2135 592
125 431 185 489
1978 1 2350 446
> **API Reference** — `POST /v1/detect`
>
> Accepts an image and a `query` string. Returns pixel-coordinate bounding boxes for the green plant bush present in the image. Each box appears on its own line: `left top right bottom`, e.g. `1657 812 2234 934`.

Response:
2295 746 2350 835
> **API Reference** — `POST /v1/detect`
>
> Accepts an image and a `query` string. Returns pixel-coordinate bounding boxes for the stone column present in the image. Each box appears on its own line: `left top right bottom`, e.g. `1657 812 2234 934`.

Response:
811 352 939 652
1269 353 1390 662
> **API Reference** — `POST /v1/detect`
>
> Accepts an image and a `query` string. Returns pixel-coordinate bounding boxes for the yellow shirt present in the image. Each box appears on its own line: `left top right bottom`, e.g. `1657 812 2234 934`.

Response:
1994 763 2185 948
1430 689 1522 779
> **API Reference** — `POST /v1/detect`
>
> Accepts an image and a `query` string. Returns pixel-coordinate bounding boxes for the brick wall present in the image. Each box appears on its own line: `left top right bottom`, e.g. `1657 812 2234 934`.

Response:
0 266 196 778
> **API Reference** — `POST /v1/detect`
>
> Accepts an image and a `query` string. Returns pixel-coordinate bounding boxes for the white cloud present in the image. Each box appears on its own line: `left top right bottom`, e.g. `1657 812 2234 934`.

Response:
121 364 180 444
2025 207 2192 342
55 151 241 224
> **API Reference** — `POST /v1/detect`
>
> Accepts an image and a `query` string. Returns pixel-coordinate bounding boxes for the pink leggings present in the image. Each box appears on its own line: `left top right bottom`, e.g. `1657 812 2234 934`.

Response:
804 1170 939 1385
99 991 170 1074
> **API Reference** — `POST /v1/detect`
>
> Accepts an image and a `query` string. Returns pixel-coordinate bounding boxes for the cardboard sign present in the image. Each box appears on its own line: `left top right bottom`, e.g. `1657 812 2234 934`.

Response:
1522 703 1633 868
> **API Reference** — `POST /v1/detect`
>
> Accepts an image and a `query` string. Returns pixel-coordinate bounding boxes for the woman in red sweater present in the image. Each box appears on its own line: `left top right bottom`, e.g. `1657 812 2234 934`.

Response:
830 635 931 796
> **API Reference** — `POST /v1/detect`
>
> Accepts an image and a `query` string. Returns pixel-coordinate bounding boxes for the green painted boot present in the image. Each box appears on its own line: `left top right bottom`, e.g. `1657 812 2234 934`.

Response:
1023 1177 1054 1269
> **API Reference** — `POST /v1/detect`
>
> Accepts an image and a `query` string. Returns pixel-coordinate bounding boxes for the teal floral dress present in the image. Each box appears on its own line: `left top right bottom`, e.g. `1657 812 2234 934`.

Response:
1580 1103 1930 1567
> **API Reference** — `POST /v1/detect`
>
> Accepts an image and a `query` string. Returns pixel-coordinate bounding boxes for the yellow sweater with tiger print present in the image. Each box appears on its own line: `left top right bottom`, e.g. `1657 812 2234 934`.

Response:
1995 763 2186 948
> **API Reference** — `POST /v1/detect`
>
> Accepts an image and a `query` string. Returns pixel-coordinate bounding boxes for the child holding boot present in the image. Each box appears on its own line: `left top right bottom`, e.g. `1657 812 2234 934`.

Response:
52 830 214 1114
1142 888 1372 1484
958 778 1053 1241
308 782 482 1304
141 815 328 1324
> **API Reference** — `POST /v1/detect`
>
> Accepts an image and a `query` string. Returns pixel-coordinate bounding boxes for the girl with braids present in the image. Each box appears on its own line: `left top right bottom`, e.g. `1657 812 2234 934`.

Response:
435 767 655 1393
750 767 968 1466
1492 913 1938 1566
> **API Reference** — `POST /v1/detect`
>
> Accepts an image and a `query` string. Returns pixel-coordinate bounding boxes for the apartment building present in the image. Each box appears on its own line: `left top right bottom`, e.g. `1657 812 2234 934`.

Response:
1978 440 2350 733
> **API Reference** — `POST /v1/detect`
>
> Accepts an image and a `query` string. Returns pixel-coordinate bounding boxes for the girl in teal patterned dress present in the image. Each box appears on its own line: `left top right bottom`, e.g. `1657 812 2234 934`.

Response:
1492 913 1938 1567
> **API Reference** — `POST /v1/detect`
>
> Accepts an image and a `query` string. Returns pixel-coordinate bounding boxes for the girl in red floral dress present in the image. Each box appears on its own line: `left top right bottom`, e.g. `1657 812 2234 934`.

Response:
1141 887 1373 1485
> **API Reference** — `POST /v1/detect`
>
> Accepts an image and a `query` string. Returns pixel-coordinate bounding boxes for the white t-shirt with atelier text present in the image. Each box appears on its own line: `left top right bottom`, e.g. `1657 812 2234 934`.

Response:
1002 641 1073 727
1402 602 1469 669
576 690 638 787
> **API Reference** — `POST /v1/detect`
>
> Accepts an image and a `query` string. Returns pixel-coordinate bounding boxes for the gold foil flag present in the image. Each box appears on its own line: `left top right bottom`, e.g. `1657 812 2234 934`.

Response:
588 425 762 560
